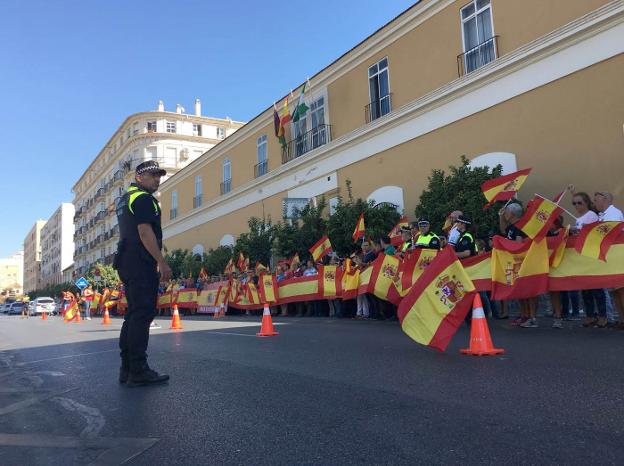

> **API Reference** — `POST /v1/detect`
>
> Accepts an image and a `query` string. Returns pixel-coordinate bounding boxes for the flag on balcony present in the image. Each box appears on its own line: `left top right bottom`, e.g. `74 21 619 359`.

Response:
352 213 365 242
481 168 532 209
273 108 286 147
514 195 563 242
309 235 333 262
291 82 309 123
575 221 624 261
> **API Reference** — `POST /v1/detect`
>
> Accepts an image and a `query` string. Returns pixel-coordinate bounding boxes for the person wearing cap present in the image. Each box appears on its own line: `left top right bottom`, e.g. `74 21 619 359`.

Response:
114 160 172 387
452 215 476 259
414 219 441 250
399 227 413 254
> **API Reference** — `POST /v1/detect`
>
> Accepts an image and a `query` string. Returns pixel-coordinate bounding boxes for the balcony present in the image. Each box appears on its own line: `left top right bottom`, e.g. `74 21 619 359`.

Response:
281 124 332 164
457 35 498 76
193 195 202 208
365 93 392 123
95 187 105 199
220 179 231 195
170 208 178 220
254 160 268 178
113 169 125 184
95 210 106 223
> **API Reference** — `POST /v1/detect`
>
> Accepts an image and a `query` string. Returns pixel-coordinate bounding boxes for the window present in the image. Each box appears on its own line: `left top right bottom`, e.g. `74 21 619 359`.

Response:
132 122 138 135
193 176 202 208
146 147 157 160
147 121 157 132
126 127 131 139
216 127 226 139
193 124 202 136
170 190 178 219
368 58 391 121
256 135 268 177
166 121 176 133
461 0 495 74
310 97 327 149
221 158 231 194
293 117 307 158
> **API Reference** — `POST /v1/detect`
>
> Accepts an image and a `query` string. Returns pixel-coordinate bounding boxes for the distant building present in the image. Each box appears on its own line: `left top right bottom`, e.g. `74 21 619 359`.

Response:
40 203 75 287
71 99 244 277
0 251 24 296
23 221 46 292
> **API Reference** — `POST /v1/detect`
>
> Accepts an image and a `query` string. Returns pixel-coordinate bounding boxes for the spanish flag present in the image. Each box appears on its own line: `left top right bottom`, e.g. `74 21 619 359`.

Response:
258 274 278 303
400 248 438 293
224 258 234 274
237 252 246 271
514 195 563 242
549 226 569 267
389 216 409 247
368 254 402 305
491 236 549 300
398 246 476 352
481 168 532 209
246 283 261 305
341 268 360 300
64 300 79 322
352 213 365 242
277 276 319 304
255 262 267 274
318 265 342 298
309 235 333 262
575 221 624 261
442 214 453 233
215 285 229 306
290 253 300 268
461 253 492 292
198 267 208 280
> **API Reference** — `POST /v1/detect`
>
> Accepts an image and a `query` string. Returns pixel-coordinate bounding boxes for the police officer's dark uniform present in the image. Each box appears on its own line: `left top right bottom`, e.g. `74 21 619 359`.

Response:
413 219 441 250
114 161 169 387
454 216 477 257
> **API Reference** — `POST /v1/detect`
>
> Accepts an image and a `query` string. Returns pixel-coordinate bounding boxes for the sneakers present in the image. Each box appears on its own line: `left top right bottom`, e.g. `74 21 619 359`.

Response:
126 368 169 388
520 318 538 328
86 317 92 320
511 317 528 326
552 318 563 329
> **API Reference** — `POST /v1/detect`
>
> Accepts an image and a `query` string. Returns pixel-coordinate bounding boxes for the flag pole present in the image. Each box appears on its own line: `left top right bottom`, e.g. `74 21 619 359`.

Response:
535 193 576 219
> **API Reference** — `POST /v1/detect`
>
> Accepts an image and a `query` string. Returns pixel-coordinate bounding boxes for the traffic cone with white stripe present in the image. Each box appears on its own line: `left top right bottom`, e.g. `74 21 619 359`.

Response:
460 293 504 356
102 304 111 325
170 304 183 330
256 304 279 337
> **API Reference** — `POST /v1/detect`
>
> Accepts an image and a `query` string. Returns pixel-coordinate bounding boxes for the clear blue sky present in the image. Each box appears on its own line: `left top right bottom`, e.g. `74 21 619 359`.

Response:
0 0 417 258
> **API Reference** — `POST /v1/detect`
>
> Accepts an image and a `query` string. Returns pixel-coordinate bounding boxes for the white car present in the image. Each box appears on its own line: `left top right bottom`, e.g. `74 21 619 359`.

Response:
29 297 57 316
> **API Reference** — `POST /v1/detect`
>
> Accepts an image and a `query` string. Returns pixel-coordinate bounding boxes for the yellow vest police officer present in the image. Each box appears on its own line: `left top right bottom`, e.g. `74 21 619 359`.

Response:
414 219 441 250
114 161 172 387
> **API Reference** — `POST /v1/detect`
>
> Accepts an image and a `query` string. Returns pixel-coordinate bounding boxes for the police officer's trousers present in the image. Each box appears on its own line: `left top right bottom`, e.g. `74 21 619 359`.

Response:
118 269 159 373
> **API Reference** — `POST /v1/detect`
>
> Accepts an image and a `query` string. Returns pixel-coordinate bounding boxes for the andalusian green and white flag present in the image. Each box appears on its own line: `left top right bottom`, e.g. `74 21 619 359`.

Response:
291 82 309 123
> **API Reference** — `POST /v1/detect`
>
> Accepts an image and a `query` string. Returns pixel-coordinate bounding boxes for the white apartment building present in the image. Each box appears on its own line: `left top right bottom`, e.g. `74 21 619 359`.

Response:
23 220 46 293
72 99 244 277
0 251 24 295
40 203 75 287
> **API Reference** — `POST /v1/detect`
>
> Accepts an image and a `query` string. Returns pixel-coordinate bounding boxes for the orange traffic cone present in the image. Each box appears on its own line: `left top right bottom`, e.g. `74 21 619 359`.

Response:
170 304 183 330
102 305 111 325
41 310 47 321
256 304 279 337
461 294 504 356
74 310 82 323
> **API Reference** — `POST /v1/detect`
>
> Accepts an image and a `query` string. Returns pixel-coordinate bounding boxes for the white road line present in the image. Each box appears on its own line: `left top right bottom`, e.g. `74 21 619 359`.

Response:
19 349 118 366
208 331 257 337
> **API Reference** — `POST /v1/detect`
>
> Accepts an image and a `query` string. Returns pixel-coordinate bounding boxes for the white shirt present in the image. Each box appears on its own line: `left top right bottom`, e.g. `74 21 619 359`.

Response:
303 268 318 277
575 210 599 230
599 204 624 222
447 226 461 246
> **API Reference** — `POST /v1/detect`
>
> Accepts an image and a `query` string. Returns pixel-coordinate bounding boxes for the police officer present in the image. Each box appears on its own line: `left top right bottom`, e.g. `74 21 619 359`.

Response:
453 215 477 258
399 227 413 253
413 219 441 250
114 161 172 387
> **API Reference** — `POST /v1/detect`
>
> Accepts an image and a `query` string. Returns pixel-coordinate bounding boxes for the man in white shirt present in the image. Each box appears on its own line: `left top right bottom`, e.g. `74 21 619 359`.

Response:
594 192 624 221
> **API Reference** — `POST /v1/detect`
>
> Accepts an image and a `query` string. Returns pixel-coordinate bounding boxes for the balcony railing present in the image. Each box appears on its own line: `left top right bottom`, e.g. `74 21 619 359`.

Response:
170 208 178 220
365 93 392 123
193 195 202 208
254 160 268 178
281 124 332 164
220 179 232 195
457 35 498 76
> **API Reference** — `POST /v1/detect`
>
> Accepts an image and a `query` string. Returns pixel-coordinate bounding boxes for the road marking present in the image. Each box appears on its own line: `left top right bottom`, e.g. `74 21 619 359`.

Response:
0 388 77 416
18 349 118 366
208 331 257 338
0 433 158 465
53 397 105 438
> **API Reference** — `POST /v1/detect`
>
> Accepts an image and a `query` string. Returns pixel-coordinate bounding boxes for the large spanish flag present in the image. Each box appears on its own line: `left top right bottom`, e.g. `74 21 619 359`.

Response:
246 283 261 305
352 213 365 242
215 285 229 306
575 221 624 261
549 226 569 267
258 274 278 303
515 195 563 242
309 235 333 262
367 254 402 305
481 168 532 209
461 253 492 292
549 233 624 290
491 236 549 300
277 276 319 304
398 246 476 352
318 265 342 298
357 266 373 295
400 249 438 293
341 269 360 300
64 300 79 322
176 289 198 308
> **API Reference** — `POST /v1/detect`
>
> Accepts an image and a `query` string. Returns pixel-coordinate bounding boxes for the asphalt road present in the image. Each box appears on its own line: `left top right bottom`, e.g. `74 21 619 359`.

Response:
0 312 622 465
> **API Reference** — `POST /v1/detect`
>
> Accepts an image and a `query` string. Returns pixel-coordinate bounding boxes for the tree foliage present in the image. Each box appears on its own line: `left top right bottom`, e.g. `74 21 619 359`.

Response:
414 156 503 238
232 217 275 267
86 262 120 289
274 198 328 260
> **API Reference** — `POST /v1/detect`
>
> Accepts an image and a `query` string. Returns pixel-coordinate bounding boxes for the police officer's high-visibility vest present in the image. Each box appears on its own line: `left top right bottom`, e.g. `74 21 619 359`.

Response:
414 232 440 250
401 241 412 252
456 231 476 256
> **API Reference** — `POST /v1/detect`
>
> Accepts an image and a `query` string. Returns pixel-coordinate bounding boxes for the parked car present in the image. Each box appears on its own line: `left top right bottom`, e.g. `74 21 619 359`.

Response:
0 302 12 314
29 297 57 316
8 302 26 315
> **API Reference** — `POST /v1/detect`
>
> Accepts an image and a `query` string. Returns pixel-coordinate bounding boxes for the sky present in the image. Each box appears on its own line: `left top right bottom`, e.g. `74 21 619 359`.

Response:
0 0 417 258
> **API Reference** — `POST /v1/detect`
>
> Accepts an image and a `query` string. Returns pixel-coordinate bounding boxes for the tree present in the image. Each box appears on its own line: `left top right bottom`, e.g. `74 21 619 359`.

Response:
86 263 119 290
164 249 191 279
414 156 504 238
204 246 233 276
232 217 275 267
274 198 328 261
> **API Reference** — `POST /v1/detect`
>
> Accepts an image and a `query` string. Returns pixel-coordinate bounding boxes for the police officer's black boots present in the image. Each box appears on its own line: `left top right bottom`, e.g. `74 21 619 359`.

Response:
119 367 129 384
126 364 169 388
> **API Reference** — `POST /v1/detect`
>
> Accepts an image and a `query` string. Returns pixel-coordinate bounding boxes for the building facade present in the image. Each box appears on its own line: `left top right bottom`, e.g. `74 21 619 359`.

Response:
0 251 24 296
40 203 75 287
71 100 245 277
23 221 46 292
160 0 624 255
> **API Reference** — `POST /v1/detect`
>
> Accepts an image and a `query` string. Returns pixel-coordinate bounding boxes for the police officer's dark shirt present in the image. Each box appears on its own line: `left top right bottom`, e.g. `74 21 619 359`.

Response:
454 233 476 256
505 224 527 241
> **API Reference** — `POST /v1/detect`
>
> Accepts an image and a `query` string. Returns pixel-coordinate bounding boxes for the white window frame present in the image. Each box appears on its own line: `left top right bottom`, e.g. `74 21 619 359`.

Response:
193 123 202 136
194 176 202 197
367 57 391 121
166 121 177 133
147 121 157 132
216 127 226 139
222 157 231 183
171 190 178 219
460 0 496 73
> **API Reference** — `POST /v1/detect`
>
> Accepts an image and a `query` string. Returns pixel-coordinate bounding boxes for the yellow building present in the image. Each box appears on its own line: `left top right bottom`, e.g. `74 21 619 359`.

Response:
160 0 624 254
